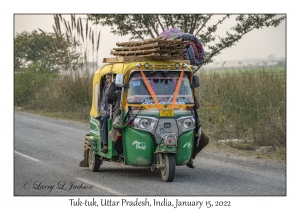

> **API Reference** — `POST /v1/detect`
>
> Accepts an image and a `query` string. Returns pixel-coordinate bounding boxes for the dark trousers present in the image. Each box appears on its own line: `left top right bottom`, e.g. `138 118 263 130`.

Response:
100 115 109 145
191 132 209 159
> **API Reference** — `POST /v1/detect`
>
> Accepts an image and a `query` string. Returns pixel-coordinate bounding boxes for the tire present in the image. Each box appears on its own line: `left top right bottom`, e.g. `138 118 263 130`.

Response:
88 148 101 172
160 153 175 182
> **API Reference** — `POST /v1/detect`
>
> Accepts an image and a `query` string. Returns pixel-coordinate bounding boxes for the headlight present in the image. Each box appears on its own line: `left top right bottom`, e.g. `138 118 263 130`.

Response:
177 117 195 133
183 118 193 129
133 117 157 131
139 118 150 129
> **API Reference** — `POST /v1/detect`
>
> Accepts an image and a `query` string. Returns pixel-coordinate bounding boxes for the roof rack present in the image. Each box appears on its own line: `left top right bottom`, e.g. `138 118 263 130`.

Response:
103 56 190 64
103 37 191 64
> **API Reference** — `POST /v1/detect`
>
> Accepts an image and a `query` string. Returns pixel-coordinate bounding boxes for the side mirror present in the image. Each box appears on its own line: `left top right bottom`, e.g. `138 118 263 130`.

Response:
115 74 124 87
193 75 200 88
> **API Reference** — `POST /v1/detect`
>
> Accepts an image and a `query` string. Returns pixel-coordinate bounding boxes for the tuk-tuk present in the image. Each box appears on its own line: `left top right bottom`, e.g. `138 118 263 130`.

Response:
80 59 201 182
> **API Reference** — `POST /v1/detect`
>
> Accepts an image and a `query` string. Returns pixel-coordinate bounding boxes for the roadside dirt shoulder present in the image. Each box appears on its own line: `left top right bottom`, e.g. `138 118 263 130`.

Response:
199 147 286 174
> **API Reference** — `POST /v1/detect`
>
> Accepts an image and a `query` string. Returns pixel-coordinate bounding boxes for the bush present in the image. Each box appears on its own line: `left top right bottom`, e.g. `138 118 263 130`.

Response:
14 68 58 106
27 70 93 121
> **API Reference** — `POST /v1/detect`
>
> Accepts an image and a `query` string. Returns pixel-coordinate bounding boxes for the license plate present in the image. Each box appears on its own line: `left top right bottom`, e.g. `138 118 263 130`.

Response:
159 109 174 117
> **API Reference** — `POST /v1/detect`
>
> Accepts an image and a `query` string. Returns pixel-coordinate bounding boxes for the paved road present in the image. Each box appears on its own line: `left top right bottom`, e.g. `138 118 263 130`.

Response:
14 111 286 196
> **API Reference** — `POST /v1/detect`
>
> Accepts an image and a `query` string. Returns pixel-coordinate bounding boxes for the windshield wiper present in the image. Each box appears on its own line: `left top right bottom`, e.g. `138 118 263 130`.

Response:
167 93 175 103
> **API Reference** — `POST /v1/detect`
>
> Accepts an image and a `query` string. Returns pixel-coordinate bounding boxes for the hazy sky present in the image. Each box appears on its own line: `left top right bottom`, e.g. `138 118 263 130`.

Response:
14 14 286 67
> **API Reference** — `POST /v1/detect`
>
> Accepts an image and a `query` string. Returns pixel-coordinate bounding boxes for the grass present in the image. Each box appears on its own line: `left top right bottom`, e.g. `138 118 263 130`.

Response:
195 66 286 160
200 66 286 83
23 72 93 122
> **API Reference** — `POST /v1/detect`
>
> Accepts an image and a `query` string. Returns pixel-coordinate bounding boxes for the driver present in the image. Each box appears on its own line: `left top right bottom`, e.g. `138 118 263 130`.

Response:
98 74 113 154
79 73 112 167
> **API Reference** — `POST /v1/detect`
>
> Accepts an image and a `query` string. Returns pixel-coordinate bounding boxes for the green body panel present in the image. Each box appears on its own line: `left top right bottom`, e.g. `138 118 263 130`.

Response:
89 116 100 138
175 130 194 166
89 116 117 158
123 127 154 166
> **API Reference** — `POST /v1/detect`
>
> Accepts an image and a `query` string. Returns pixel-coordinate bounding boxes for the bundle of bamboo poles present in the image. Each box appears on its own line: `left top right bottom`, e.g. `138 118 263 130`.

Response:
110 37 189 59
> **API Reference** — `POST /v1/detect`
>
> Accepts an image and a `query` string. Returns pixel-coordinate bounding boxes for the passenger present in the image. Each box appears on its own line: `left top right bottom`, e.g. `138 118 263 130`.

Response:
186 95 209 168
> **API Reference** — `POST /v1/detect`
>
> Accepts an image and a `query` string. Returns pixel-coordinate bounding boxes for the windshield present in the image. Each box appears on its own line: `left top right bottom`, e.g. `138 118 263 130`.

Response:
126 70 194 105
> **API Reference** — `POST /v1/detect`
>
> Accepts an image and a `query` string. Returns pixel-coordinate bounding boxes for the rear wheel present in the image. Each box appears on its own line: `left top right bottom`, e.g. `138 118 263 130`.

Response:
160 153 175 182
88 148 101 172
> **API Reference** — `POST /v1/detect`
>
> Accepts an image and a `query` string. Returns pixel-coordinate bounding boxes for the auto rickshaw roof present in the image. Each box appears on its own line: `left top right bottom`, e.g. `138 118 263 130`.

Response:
94 59 191 77
93 62 138 77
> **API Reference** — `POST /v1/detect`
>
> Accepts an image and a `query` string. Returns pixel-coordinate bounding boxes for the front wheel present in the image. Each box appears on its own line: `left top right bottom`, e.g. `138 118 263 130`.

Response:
160 153 175 182
88 148 101 172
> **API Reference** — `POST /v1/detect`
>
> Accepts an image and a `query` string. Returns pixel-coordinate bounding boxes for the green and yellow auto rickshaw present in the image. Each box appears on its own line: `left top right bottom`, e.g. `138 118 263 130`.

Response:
80 59 201 182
